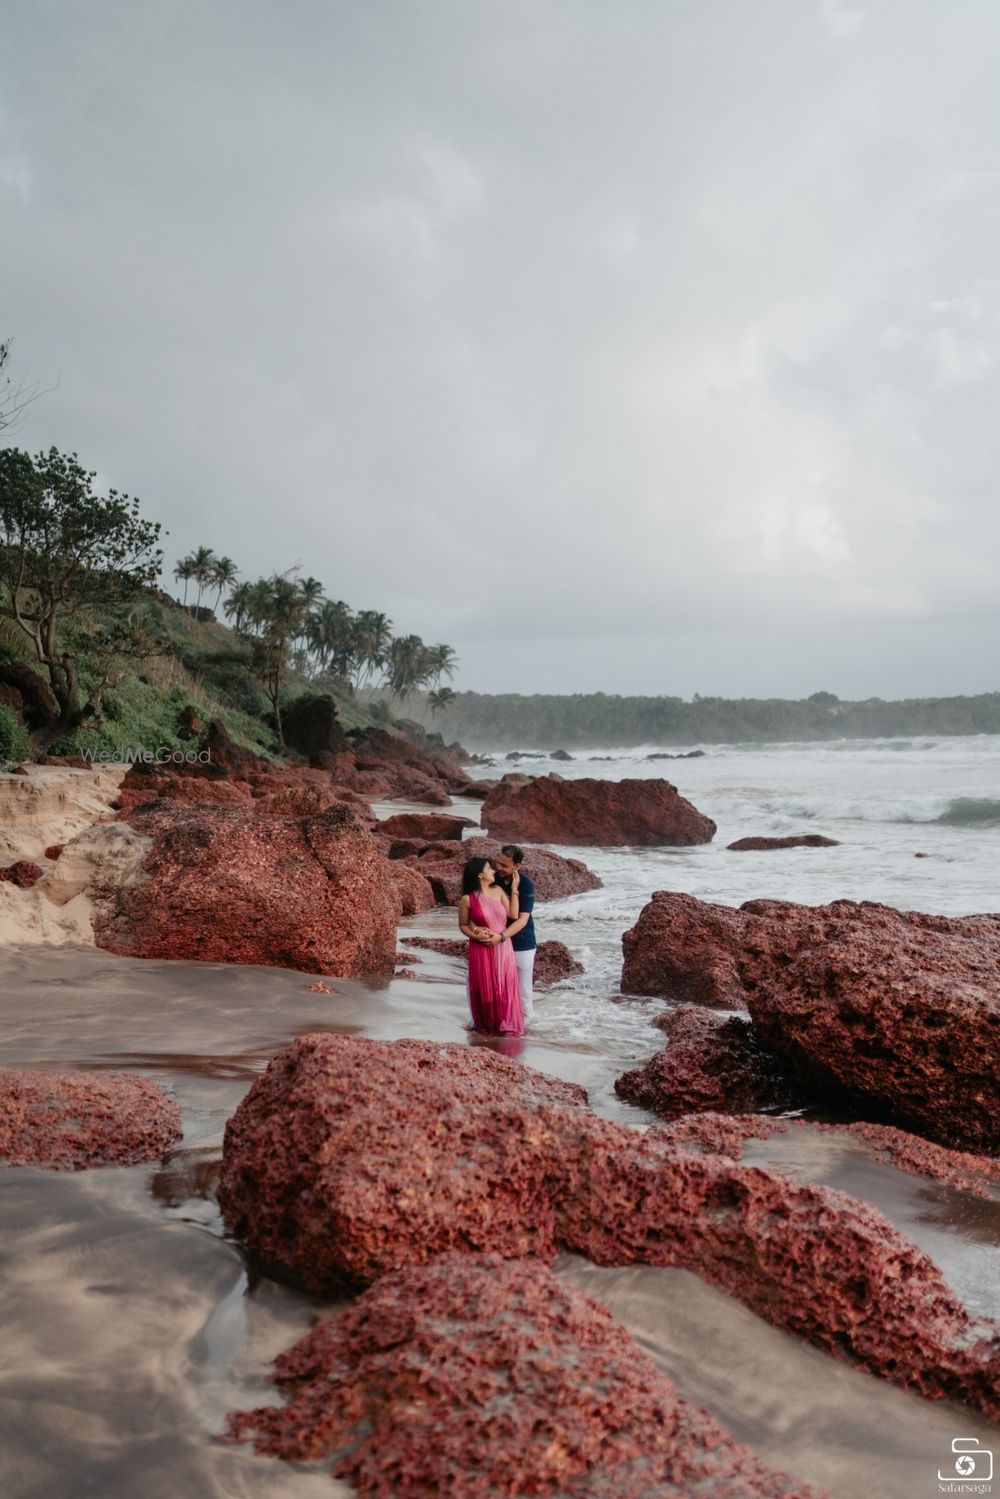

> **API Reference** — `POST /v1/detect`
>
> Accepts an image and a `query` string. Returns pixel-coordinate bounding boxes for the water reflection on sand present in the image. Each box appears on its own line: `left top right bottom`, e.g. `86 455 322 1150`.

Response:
0 940 995 1499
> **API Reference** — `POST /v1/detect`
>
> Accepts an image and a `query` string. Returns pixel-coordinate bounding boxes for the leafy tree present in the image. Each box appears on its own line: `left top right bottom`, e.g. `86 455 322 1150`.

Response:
0 446 165 750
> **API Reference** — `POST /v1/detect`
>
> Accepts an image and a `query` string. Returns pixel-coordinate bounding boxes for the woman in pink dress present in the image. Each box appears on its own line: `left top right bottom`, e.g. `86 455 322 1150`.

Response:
458 857 525 1036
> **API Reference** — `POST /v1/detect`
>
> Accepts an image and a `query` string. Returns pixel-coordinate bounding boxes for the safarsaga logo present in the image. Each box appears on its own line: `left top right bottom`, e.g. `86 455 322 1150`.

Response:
80 747 212 765
939 1437 993 1493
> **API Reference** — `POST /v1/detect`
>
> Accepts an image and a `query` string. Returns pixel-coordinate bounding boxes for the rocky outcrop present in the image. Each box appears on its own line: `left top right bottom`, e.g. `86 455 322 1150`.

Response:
0 859 43 888
399 835 602 906
621 891 1000 1154
728 834 840 851
615 1007 796 1119
739 899 1000 1153
482 774 716 847
534 939 585 984
621 891 747 1006
387 860 437 916
226 1253 821 1499
377 811 475 841
0 1068 181 1169
218 1036 587 1288
218 1035 1000 1416
279 693 350 765
94 800 400 977
654 1113 1000 1200
405 934 467 958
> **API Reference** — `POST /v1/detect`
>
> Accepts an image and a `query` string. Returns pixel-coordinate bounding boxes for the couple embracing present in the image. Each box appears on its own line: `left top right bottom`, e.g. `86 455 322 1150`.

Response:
457 844 536 1038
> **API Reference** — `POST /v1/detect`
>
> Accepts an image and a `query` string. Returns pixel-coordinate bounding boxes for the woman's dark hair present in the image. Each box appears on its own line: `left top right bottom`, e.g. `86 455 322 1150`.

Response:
461 856 491 895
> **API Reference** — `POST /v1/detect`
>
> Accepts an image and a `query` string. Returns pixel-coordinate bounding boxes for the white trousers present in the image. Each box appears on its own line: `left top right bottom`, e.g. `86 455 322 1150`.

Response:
514 948 535 1024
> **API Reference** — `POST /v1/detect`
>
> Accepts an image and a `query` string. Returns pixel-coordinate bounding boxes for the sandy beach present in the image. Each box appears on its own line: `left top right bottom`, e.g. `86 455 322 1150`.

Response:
0 934 997 1499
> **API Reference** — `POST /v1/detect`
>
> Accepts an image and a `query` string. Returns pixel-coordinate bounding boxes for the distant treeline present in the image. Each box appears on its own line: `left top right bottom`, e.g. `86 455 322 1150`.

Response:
439 690 1000 750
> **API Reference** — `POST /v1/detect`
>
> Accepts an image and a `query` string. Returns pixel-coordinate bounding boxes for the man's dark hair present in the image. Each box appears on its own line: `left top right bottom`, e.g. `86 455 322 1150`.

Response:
500 844 524 864
461 856 492 895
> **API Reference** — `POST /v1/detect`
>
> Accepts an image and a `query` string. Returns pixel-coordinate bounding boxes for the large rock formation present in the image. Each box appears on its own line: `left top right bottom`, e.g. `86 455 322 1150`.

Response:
377 811 476 841
481 774 716 847
621 891 747 1006
226 1253 820 1498
620 891 1000 1154
218 1035 1000 1416
739 899 1000 1154
615 1006 796 1119
395 835 602 906
0 1068 181 1169
94 800 400 976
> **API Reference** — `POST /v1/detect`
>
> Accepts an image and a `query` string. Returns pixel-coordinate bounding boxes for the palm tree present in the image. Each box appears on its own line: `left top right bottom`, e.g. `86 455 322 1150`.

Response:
223 580 254 633
173 556 195 606
428 686 457 721
385 634 432 705
189 546 217 611
426 642 459 691
210 556 239 611
354 610 394 692
305 598 354 680
240 574 308 746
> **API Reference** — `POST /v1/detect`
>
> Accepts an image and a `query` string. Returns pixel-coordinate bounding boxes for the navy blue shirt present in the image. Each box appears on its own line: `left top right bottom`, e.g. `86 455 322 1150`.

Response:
495 871 536 951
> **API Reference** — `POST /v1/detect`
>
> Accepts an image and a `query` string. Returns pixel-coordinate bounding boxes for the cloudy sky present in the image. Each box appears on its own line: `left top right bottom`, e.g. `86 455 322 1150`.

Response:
3 0 1000 698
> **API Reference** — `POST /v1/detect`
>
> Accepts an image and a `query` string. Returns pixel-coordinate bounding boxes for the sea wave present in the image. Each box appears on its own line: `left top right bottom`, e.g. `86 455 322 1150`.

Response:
934 797 1000 827
741 794 1000 827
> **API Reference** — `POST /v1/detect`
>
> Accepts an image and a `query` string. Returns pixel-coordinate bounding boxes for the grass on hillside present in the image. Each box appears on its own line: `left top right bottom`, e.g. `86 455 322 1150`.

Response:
0 593 386 761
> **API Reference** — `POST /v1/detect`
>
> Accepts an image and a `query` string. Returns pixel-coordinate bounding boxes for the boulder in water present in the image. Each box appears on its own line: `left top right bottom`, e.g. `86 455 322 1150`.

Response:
482 774 716 847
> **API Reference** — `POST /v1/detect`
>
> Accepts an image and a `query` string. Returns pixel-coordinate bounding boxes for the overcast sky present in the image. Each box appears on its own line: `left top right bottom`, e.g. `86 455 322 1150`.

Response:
3 0 1000 698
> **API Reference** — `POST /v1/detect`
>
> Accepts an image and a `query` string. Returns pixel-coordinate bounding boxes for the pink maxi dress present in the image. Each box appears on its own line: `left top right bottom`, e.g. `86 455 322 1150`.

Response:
467 891 525 1036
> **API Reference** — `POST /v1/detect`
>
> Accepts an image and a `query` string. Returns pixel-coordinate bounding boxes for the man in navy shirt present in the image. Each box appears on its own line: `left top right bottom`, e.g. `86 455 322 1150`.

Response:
492 844 537 1025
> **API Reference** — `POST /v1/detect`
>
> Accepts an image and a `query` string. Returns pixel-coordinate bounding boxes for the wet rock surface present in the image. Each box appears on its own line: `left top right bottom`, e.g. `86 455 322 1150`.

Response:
376 811 475 841
622 890 1000 1153
482 773 717 846
534 938 585 984
218 1035 1000 1417
226 1253 822 1498
739 898 1000 1153
94 800 400 977
615 1006 797 1119
728 834 840 851
0 859 44 888
653 1113 1000 1200
621 891 748 1006
396 835 602 906
0 1067 181 1169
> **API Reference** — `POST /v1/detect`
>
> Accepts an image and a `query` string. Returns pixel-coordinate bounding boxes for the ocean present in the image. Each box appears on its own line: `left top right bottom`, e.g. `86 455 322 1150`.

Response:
458 734 1000 1095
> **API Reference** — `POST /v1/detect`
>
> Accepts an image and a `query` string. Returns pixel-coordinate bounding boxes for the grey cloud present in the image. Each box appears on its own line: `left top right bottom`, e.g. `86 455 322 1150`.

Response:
2 0 999 697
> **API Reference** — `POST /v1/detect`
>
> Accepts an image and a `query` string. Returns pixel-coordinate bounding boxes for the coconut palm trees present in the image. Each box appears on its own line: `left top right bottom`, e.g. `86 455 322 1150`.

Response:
210 556 239 612
173 556 196 605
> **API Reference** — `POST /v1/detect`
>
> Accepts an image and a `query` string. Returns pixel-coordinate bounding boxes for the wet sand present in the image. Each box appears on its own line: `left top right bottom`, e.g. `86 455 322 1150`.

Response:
0 936 997 1499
